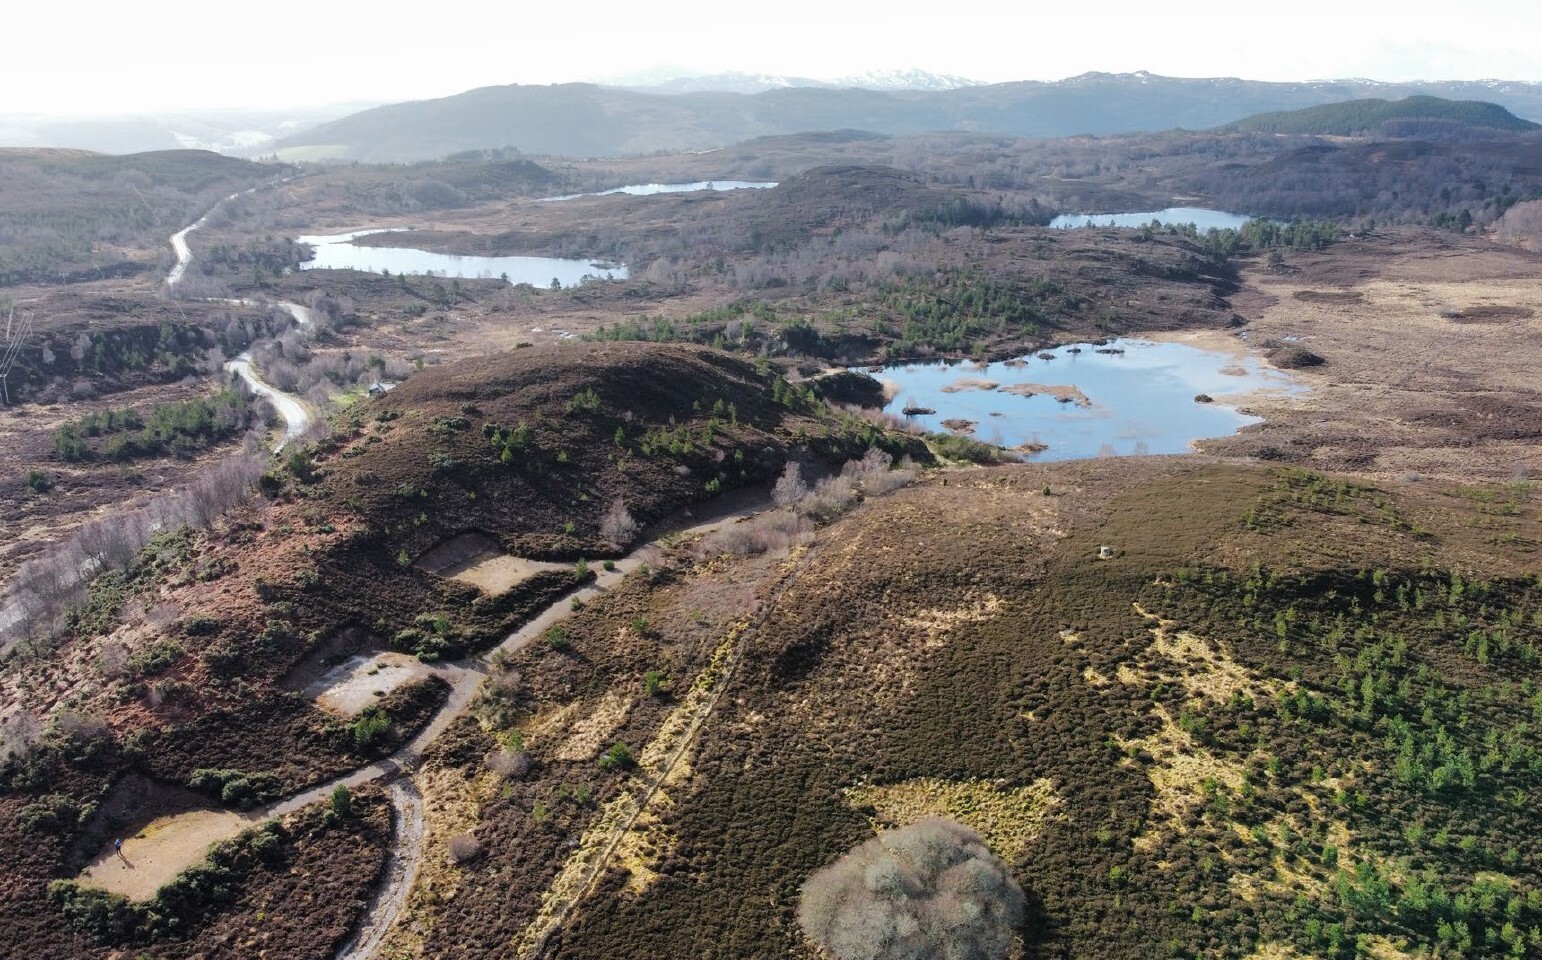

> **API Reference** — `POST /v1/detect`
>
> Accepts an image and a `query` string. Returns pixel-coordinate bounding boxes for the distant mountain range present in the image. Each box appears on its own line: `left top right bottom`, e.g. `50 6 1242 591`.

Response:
273 72 1542 163
604 68 984 95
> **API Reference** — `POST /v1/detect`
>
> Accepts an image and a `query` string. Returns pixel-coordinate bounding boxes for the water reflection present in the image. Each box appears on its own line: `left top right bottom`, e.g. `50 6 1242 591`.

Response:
1050 208 1252 231
539 181 778 202
297 229 626 287
867 338 1302 460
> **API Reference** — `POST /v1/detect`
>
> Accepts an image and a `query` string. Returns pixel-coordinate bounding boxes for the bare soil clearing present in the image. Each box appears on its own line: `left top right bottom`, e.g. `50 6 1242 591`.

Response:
309 652 437 716
78 806 251 901
414 533 569 595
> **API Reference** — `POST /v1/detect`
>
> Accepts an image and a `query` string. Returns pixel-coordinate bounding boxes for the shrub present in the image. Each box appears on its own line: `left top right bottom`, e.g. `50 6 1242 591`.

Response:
929 432 1007 464
797 817 1024 960
486 748 532 779
448 832 483 864
643 670 670 698
201 638 245 676
698 509 813 557
284 450 316 483
25 469 51 493
18 794 81 834
543 625 570 651
598 741 634 771
128 640 183 677
329 784 352 818
567 387 601 412
798 474 858 523
846 449 917 496
1268 343 1326 369
181 613 219 636
188 768 281 809
351 707 391 749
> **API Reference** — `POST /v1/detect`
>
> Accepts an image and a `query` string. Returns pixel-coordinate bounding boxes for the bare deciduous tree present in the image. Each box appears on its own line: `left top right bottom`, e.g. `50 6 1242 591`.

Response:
797 817 1024 960
772 462 809 508
0 710 41 761
600 497 639 549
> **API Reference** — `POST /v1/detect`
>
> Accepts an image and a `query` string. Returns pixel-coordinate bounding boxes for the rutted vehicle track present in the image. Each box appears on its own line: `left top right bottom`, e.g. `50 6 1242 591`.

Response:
335 779 426 960
515 540 830 960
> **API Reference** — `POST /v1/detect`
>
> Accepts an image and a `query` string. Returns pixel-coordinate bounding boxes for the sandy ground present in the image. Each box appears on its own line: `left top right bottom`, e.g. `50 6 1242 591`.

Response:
77 807 252 901
414 533 570 595
308 652 436 716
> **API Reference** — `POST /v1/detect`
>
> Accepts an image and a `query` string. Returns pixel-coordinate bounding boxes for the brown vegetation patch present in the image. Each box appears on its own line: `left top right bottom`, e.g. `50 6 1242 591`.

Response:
1120 706 1249 850
553 691 636 762
939 376 1000 393
899 593 1003 649
1291 290 1364 304
1443 304 1535 322
1205 241 1542 481
844 777 1062 862
1126 604 1289 706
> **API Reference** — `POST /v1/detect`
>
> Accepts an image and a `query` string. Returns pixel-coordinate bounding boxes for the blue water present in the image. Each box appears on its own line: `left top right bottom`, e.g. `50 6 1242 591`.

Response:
1050 208 1252 231
870 338 1301 460
539 181 778 202
297 229 628 288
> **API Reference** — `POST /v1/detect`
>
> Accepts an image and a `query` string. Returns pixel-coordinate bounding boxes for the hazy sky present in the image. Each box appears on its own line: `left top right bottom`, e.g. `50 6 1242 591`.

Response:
10 0 1540 116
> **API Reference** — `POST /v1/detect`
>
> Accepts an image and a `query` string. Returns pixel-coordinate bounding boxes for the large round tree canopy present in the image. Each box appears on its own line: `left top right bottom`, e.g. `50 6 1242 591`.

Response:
797 817 1025 960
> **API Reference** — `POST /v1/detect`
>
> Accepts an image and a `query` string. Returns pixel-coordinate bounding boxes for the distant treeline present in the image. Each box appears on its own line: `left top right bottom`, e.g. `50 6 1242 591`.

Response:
1159 218 1343 257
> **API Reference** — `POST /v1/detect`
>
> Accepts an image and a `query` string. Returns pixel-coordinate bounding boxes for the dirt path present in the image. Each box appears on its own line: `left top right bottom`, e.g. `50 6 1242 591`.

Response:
318 499 766 959
167 188 315 451
335 779 425 960
226 350 311 451
165 179 294 289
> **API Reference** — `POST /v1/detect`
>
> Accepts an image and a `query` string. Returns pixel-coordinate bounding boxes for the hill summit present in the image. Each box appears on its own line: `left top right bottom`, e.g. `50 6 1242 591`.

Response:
1215 95 1540 137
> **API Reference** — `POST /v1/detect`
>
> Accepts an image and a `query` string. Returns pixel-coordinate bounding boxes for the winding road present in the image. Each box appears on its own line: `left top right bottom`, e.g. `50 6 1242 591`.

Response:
165 186 316 451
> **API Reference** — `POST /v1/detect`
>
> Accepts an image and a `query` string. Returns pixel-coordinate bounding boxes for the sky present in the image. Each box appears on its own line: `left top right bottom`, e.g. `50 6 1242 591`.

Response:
7 0 1541 116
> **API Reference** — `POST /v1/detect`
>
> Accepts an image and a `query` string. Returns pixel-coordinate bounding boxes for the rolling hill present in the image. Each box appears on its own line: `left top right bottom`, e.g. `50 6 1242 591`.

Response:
275 73 1542 162
1216 95 1540 137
